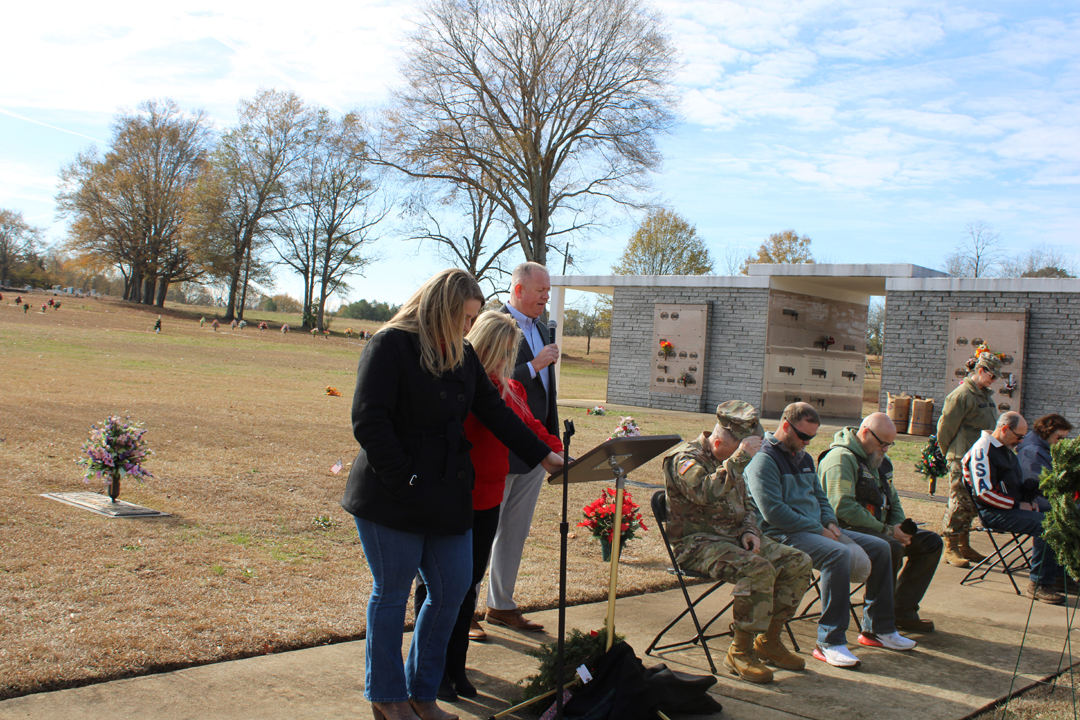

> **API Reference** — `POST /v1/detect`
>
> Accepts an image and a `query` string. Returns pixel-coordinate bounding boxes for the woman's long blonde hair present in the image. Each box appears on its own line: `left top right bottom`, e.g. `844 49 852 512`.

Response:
466 311 524 409
384 268 484 376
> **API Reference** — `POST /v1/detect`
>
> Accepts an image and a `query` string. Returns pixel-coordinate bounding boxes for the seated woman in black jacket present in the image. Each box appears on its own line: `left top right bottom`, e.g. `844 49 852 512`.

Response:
1016 413 1073 511
341 268 563 720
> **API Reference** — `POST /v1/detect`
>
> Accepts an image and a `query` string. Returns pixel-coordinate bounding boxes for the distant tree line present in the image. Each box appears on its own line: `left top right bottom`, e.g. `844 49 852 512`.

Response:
338 298 401 322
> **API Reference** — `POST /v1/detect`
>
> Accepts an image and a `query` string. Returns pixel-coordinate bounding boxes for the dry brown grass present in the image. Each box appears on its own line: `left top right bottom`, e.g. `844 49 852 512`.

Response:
0 300 946 700
0 297 667 700
971 673 1080 720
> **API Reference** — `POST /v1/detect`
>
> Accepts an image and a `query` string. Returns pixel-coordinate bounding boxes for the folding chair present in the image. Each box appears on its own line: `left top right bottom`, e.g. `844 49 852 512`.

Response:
959 523 1032 595
644 490 731 673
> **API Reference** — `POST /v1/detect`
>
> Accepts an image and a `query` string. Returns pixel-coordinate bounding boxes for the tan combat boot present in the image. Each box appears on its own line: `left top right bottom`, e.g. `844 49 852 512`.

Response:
724 625 774 684
754 618 805 671
943 534 970 568
957 531 986 562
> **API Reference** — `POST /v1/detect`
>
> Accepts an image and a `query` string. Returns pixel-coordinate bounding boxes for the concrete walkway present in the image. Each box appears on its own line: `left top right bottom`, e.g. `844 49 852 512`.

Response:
1 540 1076 720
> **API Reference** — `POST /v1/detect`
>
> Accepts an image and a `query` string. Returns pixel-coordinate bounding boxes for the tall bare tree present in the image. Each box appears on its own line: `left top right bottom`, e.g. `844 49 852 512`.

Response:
385 0 678 266
612 208 712 275
942 220 1003 278
401 169 518 300
57 99 214 305
0 209 43 288
270 111 385 329
213 89 316 321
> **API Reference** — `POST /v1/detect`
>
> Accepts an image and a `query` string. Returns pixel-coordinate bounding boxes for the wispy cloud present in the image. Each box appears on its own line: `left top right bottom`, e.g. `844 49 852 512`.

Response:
0 0 1078 297
0 108 104 144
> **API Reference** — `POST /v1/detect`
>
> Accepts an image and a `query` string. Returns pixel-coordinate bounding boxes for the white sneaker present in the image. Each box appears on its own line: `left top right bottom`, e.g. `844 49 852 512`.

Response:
859 631 917 651
813 644 861 668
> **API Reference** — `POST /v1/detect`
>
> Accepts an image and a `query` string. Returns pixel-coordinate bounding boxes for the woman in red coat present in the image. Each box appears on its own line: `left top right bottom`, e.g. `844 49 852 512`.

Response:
418 311 563 701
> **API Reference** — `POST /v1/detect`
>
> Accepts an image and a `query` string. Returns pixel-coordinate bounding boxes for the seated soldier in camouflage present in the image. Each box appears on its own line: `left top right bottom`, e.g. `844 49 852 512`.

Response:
662 401 813 684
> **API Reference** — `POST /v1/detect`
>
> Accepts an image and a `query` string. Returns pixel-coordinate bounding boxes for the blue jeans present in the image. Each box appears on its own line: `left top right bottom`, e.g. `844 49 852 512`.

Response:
976 506 1061 584
777 529 896 647
846 526 942 622
354 517 472 702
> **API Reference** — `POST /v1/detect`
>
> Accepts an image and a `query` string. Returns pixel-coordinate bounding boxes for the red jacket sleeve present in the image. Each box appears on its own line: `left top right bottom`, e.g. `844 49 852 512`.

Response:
509 380 563 453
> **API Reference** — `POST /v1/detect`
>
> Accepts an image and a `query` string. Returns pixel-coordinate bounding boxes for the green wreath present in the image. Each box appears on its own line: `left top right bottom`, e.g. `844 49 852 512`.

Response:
1040 436 1080 582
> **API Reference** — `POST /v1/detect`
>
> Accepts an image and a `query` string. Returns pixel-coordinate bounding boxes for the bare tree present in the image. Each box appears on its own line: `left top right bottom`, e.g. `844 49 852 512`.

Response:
866 298 886 356
384 0 678 266
719 243 747 276
270 111 386 329
612 208 712 275
0 209 43 288
400 171 518 300
213 89 316 321
942 220 1003 278
999 243 1076 278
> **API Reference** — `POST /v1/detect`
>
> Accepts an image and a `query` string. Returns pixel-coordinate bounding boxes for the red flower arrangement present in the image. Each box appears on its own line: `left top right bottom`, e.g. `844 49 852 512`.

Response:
659 339 674 359
577 487 647 544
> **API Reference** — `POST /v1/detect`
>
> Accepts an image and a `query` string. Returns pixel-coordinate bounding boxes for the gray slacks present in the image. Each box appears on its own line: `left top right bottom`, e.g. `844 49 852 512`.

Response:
486 464 547 611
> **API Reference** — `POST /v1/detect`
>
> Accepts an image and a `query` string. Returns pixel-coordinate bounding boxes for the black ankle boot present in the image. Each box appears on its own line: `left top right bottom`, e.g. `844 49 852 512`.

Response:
451 670 477 698
436 673 458 702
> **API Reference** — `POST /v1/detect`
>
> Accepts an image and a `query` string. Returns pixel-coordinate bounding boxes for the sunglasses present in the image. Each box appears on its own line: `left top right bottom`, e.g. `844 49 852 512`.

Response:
867 428 894 450
789 424 816 442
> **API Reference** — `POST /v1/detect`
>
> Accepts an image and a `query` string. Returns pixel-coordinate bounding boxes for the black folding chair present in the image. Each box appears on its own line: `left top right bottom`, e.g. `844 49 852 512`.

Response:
645 490 809 669
644 490 730 673
959 523 1032 595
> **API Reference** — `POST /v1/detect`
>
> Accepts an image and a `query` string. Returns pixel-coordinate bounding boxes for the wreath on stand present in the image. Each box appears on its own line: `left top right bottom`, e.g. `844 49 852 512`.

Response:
1041 436 1080 582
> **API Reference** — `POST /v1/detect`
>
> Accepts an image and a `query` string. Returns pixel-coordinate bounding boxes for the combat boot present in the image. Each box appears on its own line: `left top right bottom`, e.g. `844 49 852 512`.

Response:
754 618 804 671
943 534 970 568
724 625 773 684
957 532 986 562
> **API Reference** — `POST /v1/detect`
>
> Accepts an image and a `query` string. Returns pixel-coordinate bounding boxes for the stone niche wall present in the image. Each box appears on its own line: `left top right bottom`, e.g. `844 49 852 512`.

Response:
608 286 770 413
879 289 1080 426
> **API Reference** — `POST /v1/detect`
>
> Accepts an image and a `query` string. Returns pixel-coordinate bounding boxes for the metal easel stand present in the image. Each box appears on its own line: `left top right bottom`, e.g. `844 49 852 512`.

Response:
489 432 682 720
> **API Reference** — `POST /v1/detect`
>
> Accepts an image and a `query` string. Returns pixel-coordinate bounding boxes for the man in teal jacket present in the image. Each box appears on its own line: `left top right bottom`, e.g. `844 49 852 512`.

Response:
819 413 942 632
745 403 917 669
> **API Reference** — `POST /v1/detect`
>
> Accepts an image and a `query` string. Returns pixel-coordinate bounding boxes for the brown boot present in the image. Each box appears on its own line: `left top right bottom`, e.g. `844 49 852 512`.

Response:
1026 581 1066 606
724 625 774 684
754 619 804 671
957 532 986 562
943 534 970 568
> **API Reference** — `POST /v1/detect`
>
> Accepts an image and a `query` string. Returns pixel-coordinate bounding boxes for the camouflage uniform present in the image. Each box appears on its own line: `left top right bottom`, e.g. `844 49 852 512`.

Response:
939 355 1001 535
662 402 812 634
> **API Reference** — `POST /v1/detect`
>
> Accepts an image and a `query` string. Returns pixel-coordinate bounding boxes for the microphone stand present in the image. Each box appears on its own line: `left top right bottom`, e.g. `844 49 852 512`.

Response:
555 418 575 720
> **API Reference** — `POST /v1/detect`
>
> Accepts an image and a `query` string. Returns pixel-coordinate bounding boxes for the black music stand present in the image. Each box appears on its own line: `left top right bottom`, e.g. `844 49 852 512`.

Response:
545 433 681 719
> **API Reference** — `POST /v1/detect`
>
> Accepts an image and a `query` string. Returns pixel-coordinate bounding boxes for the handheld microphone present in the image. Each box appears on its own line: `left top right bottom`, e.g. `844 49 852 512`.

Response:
547 319 557 343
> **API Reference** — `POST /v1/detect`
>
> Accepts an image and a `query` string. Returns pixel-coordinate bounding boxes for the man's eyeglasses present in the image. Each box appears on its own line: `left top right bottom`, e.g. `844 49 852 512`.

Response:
790 425 816 442
1007 426 1026 441
867 428 894 450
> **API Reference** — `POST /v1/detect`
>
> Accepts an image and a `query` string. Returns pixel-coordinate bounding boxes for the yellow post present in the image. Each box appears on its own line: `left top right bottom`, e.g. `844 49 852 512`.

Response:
604 483 625 651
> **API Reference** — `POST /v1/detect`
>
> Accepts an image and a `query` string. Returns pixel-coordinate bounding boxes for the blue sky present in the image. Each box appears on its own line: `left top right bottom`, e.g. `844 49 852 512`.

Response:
1 1 1077 306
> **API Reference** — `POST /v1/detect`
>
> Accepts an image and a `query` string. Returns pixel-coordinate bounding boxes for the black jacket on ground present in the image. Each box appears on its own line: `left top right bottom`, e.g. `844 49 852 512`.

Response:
501 303 559 473
340 327 551 535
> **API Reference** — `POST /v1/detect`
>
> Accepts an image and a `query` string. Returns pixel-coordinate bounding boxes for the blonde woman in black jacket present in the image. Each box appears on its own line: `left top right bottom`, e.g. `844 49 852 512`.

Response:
342 269 563 720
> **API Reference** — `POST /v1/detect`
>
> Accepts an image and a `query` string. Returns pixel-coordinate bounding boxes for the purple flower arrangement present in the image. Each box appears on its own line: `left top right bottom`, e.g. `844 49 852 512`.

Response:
77 416 154 487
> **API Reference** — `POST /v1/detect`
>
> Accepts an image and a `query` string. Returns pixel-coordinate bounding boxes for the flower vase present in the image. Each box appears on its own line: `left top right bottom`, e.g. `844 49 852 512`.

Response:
107 472 121 502
599 537 624 562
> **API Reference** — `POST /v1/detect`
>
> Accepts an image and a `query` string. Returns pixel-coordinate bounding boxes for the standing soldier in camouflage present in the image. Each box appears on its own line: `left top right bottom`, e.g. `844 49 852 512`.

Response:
938 353 1002 567
662 401 812 684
